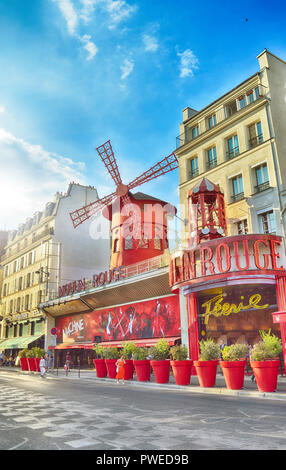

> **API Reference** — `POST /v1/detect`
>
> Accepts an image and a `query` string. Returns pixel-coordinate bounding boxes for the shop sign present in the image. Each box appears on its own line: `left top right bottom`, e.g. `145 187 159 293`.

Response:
58 266 125 297
170 234 284 287
201 293 269 325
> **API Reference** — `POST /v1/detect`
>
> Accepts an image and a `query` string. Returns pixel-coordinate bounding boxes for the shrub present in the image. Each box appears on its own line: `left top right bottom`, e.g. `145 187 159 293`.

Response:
170 344 188 361
122 342 137 359
32 347 45 358
250 329 282 361
199 339 221 361
103 347 120 360
221 343 249 361
94 344 105 358
132 347 149 360
149 339 170 360
18 349 28 358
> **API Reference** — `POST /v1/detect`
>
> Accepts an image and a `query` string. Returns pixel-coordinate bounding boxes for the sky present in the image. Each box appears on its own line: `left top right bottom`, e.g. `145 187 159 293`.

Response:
0 0 286 231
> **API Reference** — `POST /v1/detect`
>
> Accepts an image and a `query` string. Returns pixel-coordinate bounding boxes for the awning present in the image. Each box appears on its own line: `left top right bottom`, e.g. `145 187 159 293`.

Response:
49 342 95 350
0 334 43 350
99 336 181 348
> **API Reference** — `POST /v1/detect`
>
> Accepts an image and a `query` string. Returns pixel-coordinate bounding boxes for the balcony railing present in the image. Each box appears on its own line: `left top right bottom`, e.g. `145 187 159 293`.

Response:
231 192 244 203
254 181 270 194
176 87 264 149
226 146 240 160
188 168 199 180
206 159 217 170
249 134 264 149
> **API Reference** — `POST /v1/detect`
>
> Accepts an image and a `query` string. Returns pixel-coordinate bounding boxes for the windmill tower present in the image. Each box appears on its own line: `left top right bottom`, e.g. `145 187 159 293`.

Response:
188 177 227 246
70 141 178 270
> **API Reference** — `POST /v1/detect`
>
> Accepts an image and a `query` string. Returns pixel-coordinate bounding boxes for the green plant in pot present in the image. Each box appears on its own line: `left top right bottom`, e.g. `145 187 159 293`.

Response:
170 344 193 386
104 347 120 379
249 329 282 393
93 344 107 378
18 349 29 371
122 342 137 380
194 339 221 388
150 339 171 384
18 349 28 358
220 343 249 390
132 347 151 382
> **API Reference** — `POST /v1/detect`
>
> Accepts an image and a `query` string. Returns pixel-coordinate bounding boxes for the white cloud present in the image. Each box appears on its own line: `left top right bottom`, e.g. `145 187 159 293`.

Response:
0 106 5 113
177 49 199 78
81 34 98 60
120 58 134 79
0 128 86 229
142 34 158 52
52 0 78 35
105 0 137 28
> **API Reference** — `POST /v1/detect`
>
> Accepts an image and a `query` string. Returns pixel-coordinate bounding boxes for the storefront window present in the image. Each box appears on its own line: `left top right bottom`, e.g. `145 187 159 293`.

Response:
197 284 279 346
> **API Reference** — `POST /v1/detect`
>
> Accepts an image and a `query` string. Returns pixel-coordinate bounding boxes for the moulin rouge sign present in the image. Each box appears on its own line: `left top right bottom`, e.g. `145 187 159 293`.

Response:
169 234 285 287
58 266 125 298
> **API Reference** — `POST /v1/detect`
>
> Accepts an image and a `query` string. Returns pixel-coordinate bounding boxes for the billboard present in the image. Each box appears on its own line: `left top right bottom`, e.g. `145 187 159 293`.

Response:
55 295 180 345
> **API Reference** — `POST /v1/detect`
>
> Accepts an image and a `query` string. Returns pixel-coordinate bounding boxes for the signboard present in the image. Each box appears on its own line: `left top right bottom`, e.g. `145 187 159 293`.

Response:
55 295 180 345
170 234 285 288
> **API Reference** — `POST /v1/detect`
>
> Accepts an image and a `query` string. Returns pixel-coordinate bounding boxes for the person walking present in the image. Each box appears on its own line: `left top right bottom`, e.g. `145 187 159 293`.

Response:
65 352 71 372
45 353 50 372
39 356 46 378
49 354 54 373
115 354 126 384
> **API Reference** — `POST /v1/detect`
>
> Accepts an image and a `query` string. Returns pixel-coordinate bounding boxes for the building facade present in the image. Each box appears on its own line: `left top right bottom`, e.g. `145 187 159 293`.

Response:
176 49 286 249
0 183 110 353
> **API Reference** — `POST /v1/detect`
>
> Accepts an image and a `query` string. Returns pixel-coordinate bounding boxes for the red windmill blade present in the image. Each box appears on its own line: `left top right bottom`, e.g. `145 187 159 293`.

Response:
69 140 178 228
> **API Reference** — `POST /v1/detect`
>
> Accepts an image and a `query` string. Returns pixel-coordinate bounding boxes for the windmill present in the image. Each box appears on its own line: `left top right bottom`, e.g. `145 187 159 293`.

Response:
70 140 179 269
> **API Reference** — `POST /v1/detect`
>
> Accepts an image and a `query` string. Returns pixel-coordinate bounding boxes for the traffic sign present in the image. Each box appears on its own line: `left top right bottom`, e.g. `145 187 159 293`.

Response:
51 328 57 335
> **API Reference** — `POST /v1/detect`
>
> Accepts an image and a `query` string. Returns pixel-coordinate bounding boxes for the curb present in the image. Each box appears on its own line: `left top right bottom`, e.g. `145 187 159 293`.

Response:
2 368 286 402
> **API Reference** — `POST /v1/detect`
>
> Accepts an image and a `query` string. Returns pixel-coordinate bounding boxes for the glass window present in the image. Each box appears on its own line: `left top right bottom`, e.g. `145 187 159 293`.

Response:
189 157 199 178
238 95 247 109
236 219 248 234
259 211 275 234
231 175 244 202
227 135 239 159
208 114 217 129
124 235 133 250
255 164 269 186
254 86 260 100
191 125 199 139
114 238 120 253
207 147 217 169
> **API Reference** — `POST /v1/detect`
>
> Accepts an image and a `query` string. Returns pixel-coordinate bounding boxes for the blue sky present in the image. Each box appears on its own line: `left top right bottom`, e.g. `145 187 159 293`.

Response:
0 0 286 230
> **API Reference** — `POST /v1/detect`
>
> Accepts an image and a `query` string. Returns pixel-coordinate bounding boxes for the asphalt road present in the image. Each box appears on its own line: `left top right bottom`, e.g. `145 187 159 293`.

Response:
0 370 286 453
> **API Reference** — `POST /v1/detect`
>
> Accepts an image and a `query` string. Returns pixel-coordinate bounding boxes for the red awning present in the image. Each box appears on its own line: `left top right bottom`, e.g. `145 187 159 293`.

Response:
99 336 181 348
49 343 95 350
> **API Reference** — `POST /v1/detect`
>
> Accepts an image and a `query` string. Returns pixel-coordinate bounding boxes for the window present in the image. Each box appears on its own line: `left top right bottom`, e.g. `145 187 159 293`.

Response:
238 95 247 109
254 163 269 192
236 219 248 235
191 125 199 139
24 295 29 311
247 90 254 103
124 235 133 250
259 211 275 234
249 121 263 148
206 147 217 169
254 86 260 100
189 157 199 179
225 100 237 118
154 236 162 250
231 175 244 202
16 297 21 312
208 114 217 129
114 238 120 253
226 135 239 160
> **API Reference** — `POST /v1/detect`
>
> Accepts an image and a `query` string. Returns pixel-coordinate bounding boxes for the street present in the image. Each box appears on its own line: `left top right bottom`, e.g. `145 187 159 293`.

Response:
0 370 286 452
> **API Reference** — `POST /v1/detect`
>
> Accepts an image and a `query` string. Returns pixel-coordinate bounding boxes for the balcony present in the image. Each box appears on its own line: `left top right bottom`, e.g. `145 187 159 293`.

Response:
176 85 264 149
226 146 240 161
249 134 264 149
188 168 200 180
231 192 244 203
254 181 270 194
206 159 217 170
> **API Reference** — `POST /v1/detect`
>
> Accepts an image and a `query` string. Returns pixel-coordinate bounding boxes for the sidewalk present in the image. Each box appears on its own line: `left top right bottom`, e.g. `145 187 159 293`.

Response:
2 365 286 401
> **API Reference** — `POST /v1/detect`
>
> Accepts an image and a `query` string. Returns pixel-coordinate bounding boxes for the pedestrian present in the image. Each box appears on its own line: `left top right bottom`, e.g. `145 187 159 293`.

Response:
65 352 71 372
0 352 3 366
15 355 20 367
115 355 126 384
49 354 54 372
44 353 50 372
39 355 46 378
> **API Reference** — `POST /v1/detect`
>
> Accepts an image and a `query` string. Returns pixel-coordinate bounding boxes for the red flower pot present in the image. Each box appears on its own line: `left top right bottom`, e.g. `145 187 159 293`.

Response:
171 360 193 386
93 359 107 378
124 359 134 380
105 359 117 379
250 360 280 392
35 358 41 372
219 360 246 390
194 360 218 387
150 360 170 384
27 357 36 372
133 360 151 382
20 357 29 371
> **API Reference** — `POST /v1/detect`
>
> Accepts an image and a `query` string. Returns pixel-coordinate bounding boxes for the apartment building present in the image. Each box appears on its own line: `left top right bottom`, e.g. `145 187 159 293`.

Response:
176 49 286 248
0 183 110 351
